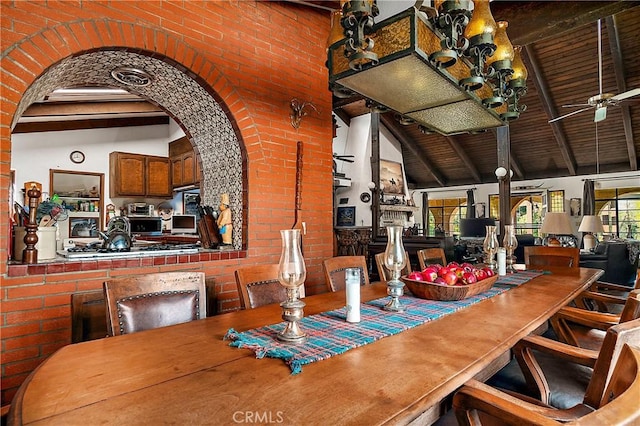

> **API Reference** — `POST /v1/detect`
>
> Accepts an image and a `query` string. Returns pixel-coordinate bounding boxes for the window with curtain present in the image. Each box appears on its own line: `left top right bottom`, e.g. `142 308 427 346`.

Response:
595 187 640 239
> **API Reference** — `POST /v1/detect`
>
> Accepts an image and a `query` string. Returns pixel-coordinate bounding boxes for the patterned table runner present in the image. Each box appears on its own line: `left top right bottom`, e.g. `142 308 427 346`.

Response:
224 270 544 374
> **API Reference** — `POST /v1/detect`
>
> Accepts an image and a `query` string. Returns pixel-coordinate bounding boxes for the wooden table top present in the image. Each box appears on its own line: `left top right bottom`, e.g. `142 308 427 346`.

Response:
9 267 602 426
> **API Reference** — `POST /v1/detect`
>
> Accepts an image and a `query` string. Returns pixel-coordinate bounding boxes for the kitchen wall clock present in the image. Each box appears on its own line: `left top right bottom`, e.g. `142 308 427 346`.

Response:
70 150 85 164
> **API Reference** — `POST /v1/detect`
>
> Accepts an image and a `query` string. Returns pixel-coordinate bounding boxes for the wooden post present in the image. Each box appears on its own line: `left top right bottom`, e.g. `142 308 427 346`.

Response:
22 184 41 264
496 126 511 238
370 112 381 240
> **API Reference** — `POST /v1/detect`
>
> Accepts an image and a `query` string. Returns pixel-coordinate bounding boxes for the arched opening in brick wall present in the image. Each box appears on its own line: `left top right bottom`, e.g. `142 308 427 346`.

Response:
11 49 247 249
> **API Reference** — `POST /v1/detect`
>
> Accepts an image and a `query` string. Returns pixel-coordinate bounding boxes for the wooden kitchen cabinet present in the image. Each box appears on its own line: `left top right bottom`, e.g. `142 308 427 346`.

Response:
170 137 200 189
110 152 171 198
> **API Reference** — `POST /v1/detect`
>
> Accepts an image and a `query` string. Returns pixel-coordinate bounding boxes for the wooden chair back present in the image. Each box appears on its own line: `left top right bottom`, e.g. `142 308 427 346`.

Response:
417 248 447 270
71 290 108 343
104 271 206 336
234 264 288 309
583 317 640 408
524 246 580 269
375 251 411 281
323 256 370 292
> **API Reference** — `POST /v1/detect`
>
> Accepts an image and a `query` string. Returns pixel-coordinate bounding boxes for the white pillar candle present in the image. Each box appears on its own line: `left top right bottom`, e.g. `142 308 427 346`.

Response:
497 247 507 276
345 268 361 323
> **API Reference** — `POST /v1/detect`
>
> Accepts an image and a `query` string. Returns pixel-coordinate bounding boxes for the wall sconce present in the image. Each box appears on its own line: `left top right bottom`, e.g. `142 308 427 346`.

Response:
289 99 318 129
495 167 513 179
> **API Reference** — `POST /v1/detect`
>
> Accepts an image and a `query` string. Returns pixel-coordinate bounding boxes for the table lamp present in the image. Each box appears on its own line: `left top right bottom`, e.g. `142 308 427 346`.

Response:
540 212 573 247
578 215 604 251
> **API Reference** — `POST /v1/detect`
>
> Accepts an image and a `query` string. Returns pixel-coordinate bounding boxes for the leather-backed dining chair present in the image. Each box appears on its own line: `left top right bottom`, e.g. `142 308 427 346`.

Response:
550 289 640 351
524 246 580 269
375 251 411 282
71 290 108 343
323 256 370 292
417 248 447 270
234 264 288 309
453 318 640 424
103 271 206 336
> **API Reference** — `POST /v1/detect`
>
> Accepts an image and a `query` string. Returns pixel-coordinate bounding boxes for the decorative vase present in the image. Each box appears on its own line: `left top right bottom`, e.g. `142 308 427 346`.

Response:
383 225 408 312
503 224 518 272
483 225 499 271
276 229 307 344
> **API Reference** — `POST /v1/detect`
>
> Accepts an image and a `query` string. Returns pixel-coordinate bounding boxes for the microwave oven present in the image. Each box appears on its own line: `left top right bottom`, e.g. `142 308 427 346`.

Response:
128 217 162 236
128 203 154 217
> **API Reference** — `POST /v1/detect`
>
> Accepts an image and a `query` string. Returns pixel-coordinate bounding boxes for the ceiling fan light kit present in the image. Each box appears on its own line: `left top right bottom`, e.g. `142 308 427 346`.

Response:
327 0 528 136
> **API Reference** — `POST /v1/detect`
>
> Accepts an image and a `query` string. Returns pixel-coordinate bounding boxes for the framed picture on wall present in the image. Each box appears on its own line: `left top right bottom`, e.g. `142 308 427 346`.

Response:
336 206 356 227
380 160 405 195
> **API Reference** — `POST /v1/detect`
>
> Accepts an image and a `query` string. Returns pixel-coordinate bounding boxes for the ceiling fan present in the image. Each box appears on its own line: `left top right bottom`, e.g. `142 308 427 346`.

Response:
549 20 640 124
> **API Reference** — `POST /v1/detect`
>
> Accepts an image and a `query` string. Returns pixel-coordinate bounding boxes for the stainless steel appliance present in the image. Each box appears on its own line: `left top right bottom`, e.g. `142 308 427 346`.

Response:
58 243 200 259
129 217 162 236
127 203 154 217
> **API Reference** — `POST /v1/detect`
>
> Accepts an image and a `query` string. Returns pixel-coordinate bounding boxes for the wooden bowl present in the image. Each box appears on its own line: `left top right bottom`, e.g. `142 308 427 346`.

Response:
400 275 498 301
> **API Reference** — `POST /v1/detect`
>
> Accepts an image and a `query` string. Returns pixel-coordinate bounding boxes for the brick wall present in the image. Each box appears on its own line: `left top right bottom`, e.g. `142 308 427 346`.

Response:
0 1 334 405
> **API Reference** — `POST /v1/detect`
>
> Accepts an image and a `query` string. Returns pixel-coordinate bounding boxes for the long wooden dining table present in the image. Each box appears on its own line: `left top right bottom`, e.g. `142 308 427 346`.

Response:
9 267 602 426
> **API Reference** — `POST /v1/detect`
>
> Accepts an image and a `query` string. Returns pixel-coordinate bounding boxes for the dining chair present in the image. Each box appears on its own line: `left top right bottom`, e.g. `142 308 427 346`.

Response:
323 256 370 292
550 289 640 351
524 246 580 269
103 271 207 336
375 251 411 282
417 248 447 270
71 290 108 343
453 318 640 424
234 264 288 309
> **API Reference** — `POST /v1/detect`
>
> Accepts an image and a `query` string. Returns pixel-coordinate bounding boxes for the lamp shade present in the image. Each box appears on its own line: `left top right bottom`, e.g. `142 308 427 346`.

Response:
511 45 528 81
487 21 514 66
540 212 573 236
578 215 605 234
463 0 497 41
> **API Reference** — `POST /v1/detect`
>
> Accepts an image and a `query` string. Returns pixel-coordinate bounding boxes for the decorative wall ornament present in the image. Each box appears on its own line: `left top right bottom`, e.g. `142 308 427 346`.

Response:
289 98 318 129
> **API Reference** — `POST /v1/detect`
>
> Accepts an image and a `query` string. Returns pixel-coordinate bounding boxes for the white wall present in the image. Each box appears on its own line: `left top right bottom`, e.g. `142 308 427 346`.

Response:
332 112 640 234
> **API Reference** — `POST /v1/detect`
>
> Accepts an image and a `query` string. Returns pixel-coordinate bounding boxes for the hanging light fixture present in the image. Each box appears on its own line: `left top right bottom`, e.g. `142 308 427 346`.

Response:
502 45 528 120
327 0 527 136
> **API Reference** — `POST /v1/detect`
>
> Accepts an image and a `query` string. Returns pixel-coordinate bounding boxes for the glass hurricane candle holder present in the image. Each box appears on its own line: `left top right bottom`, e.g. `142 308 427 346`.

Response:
276 229 307 344
483 225 499 271
503 224 518 273
383 225 408 312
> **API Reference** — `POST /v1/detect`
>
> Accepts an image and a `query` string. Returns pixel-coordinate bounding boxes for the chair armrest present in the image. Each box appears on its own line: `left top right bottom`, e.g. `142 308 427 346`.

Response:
453 379 595 425
589 281 636 293
574 290 627 312
512 335 598 404
553 306 620 331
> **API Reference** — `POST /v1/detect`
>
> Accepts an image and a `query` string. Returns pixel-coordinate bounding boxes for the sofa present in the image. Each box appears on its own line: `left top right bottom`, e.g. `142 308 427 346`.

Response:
579 241 639 286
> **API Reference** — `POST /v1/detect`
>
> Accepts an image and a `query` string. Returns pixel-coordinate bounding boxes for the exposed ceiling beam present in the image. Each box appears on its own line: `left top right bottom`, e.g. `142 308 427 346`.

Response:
13 116 170 134
333 108 351 127
20 101 164 119
380 114 447 187
606 15 638 171
491 1 640 46
445 136 482 183
523 45 578 175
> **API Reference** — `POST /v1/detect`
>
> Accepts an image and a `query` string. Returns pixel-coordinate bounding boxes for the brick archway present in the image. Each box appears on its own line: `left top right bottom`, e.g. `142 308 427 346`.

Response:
2 20 260 250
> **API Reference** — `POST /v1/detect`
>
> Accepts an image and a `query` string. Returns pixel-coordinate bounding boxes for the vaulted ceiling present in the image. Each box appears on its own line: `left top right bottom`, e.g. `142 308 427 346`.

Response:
330 1 640 189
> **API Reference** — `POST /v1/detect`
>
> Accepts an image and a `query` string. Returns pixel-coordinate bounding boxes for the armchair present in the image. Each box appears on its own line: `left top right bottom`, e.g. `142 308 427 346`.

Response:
579 241 639 287
453 319 640 425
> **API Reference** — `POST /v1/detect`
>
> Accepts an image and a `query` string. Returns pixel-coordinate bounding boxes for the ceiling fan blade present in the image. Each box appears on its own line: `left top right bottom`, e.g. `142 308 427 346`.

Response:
611 88 640 101
548 106 593 123
562 103 591 108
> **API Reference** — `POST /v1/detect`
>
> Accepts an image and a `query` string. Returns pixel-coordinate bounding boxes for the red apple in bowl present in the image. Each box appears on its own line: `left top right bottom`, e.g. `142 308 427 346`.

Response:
443 271 459 286
462 272 477 284
421 267 438 282
407 271 424 281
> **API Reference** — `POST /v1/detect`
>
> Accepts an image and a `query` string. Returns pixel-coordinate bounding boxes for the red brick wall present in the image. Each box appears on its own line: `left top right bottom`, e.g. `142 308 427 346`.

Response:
0 1 334 405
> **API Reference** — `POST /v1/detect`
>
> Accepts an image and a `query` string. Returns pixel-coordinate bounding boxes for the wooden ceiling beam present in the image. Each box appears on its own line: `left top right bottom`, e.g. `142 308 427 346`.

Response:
491 1 640 46
606 15 638 171
380 114 447 187
445 136 482 183
523 45 578 176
